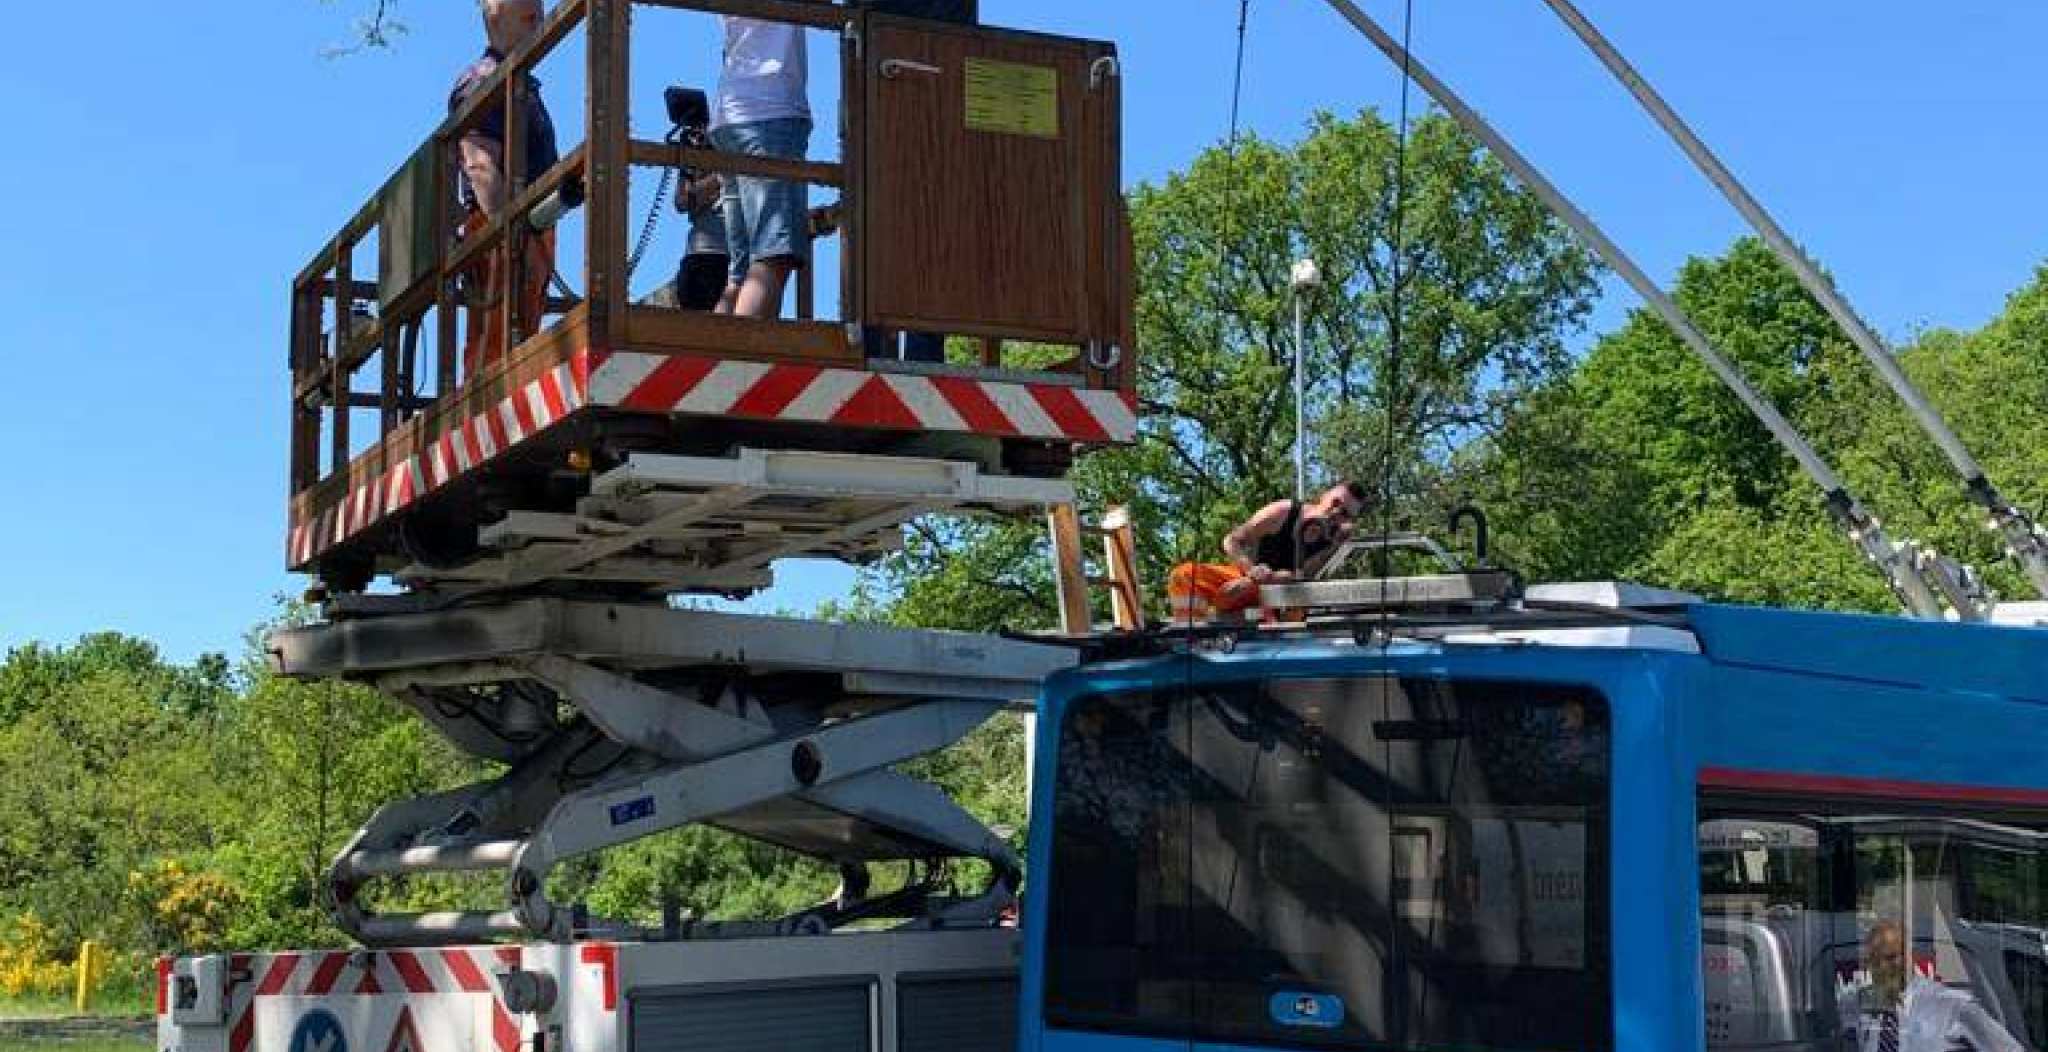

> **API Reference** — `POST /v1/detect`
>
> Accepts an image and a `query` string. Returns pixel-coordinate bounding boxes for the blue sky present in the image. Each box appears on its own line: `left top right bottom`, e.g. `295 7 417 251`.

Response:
2 0 2045 662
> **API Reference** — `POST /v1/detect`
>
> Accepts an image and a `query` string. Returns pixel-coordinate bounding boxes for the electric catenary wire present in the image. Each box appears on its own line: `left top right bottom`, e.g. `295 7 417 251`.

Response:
1380 0 1417 598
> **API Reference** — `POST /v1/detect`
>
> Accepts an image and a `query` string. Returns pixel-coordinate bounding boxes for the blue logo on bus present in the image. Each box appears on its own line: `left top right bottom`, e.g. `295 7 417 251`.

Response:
289 1009 348 1052
1270 991 1345 1029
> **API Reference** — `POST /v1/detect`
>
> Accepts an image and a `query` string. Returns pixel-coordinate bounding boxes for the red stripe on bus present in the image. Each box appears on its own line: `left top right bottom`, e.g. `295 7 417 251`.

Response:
1700 767 2048 807
155 957 171 1016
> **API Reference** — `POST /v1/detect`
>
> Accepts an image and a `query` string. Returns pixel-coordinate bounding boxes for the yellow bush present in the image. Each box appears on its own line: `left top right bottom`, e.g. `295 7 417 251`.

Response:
0 913 74 997
128 860 244 954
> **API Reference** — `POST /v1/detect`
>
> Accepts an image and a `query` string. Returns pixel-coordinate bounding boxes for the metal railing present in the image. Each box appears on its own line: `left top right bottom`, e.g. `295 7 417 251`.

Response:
289 0 1134 539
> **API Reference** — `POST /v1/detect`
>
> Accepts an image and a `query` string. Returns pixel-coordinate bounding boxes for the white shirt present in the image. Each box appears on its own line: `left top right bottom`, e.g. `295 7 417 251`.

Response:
713 17 810 129
1839 977 2024 1052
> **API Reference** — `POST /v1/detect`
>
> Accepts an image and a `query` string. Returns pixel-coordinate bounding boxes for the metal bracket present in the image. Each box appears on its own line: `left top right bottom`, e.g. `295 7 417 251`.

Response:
882 59 945 79
1089 55 1121 90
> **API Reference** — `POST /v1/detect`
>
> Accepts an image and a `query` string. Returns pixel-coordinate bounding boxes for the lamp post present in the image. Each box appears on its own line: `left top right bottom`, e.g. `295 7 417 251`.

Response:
1289 258 1323 502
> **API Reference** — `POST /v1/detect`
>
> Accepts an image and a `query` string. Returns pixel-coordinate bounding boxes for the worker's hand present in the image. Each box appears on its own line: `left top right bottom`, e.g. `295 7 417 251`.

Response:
1218 575 1262 608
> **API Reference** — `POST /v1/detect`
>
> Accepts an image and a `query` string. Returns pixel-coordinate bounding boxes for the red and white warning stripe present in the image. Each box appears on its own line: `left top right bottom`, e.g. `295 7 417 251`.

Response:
288 347 1139 569
287 363 584 567
586 353 1140 445
226 948 525 1052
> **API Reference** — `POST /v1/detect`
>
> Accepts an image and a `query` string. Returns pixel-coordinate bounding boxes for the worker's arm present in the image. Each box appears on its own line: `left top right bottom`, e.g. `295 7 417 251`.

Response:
1223 500 1295 577
460 134 509 218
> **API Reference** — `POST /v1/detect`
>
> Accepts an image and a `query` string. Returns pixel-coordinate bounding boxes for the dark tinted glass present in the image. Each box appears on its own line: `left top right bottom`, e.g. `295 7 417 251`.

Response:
1044 676 1612 1050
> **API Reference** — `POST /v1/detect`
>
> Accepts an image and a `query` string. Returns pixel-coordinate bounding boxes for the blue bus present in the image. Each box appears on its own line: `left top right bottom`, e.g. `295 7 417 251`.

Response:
1018 596 2048 1051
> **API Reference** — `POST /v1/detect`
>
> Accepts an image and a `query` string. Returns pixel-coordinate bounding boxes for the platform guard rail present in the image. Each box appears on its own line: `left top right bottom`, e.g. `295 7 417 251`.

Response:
286 0 1134 582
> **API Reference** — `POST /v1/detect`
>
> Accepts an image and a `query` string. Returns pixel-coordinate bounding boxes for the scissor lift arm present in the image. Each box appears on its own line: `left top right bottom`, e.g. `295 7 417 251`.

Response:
273 597 1074 946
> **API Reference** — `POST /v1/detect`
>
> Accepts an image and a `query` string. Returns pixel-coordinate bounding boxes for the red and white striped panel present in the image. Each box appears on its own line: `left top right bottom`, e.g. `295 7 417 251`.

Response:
288 348 1140 569
586 352 1140 445
288 362 585 568
228 948 523 1052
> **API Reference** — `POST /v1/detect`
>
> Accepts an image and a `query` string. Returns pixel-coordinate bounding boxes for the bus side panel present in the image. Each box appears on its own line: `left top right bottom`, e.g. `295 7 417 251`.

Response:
1622 659 1708 1052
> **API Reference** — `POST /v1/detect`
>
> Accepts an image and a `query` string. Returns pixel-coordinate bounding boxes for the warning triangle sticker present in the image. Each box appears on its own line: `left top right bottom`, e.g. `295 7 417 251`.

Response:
381 1006 424 1052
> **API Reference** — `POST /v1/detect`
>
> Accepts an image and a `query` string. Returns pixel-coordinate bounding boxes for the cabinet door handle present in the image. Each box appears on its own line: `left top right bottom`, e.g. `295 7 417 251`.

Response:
881 59 944 79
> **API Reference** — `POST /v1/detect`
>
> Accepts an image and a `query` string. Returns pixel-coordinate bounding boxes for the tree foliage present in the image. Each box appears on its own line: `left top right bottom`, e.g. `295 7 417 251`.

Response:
872 110 1602 632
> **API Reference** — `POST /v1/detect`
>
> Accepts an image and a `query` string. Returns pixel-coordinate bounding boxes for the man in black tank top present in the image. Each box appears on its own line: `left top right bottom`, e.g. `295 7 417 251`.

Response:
1167 482 1370 620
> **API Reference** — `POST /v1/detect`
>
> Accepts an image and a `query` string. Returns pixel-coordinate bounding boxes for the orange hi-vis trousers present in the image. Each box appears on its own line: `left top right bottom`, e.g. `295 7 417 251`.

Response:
1167 562 1263 622
460 209 557 380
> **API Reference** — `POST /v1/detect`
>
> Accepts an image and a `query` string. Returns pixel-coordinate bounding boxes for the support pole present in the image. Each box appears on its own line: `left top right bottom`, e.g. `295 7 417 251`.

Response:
1047 503 1093 634
1315 0 1953 619
1290 258 1321 504
1533 0 2048 600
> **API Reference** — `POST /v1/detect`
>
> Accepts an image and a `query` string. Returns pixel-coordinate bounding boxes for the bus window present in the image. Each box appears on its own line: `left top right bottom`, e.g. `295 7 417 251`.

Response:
1042 677 1611 1050
1699 806 2048 1051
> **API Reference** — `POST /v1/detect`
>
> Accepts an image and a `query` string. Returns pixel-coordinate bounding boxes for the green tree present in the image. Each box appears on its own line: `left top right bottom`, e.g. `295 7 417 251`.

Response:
1472 240 2048 610
871 110 1601 633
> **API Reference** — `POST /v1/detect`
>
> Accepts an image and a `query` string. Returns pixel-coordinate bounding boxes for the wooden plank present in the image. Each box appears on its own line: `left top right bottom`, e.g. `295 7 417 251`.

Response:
586 0 629 350
293 305 592 532
627 141 844 187
1100 505 1143 630
331 240 354 471
634 0 849 30
289 284 323 492
624 306 856 364
1046 503 1093 634
842 18 865 348
434 133 459 397
294 198 379 291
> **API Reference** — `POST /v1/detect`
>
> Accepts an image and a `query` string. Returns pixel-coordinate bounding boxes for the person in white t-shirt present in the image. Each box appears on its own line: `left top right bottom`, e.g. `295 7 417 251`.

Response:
710 17 812 319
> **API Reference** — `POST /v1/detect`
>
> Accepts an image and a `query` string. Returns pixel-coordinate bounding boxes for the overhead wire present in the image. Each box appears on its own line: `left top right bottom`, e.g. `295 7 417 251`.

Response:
1380 0 1417 598
1381 0 1421 1034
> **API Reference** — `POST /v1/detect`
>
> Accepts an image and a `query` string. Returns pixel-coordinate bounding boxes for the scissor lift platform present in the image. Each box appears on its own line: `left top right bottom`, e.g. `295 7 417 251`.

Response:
303 445 1074 602
390 446 1074 600
273 597 1074 946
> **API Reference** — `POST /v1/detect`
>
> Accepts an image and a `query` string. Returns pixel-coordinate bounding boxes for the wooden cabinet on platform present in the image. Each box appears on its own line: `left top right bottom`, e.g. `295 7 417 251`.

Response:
856 16 1126 355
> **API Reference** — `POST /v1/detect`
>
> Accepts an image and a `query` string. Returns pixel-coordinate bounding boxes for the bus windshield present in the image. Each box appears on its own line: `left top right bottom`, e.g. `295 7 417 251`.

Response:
1042 675 1612 1050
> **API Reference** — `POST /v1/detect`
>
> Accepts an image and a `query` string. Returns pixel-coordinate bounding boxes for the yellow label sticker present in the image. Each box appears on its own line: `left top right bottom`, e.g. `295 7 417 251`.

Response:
964 58 1060 139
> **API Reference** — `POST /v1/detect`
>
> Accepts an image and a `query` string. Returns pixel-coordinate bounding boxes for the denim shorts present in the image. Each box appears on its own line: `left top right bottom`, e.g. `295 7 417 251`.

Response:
711 118 812 284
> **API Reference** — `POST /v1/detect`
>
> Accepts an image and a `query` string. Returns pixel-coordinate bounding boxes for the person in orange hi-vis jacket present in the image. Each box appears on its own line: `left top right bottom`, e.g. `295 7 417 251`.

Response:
1167 482 1370 622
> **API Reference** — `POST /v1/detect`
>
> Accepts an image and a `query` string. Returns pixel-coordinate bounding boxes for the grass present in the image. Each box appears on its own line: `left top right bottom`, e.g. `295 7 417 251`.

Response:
0 1038 150 1052
0 990 148 1022
0 997 72 1022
